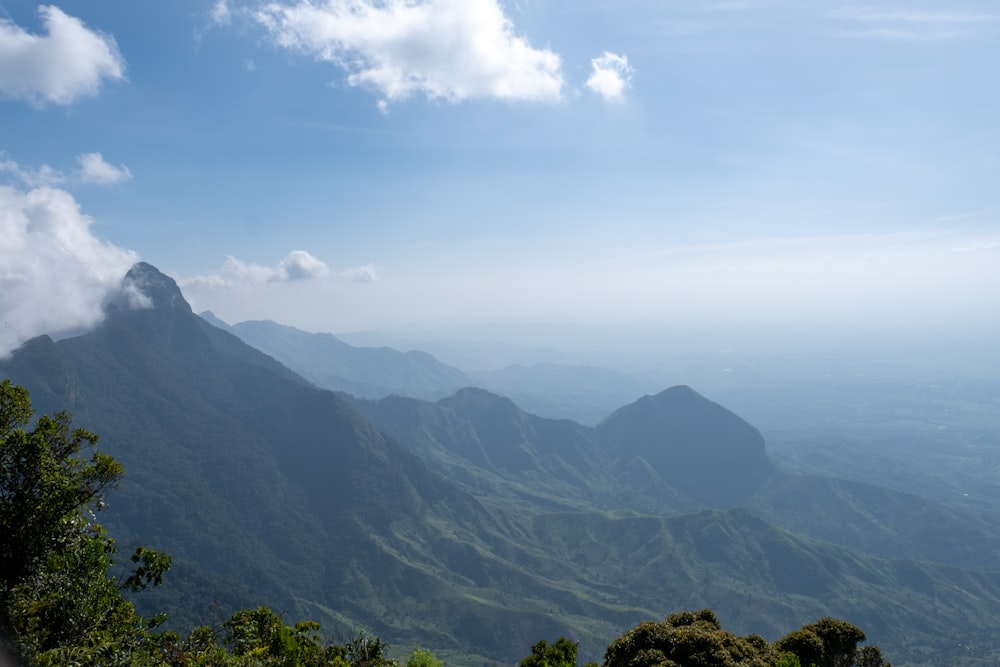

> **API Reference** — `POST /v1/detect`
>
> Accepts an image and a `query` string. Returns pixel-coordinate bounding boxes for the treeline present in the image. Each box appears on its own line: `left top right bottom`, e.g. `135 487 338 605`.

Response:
0 381 888 666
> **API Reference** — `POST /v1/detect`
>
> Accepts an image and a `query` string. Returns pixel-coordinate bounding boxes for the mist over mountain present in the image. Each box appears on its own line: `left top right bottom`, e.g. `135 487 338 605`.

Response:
200 312 471 400
468 363 662 425
5 262 1000 665
205 313 663 425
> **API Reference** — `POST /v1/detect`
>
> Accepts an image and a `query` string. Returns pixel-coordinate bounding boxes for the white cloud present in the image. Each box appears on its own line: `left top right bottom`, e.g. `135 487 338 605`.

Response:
277 250 330 281
255 0 564 106
341 263 379 283
221 256 279 283
585 52 634 101
76 152 132 185
0 183 139 357
0 156 63 188
183 250 331 288
210 0 233 26
0 5 125 106
0 152 132 187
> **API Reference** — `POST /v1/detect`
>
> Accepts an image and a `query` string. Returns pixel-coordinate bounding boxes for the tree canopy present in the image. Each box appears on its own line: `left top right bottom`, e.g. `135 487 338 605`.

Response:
599 609 889 667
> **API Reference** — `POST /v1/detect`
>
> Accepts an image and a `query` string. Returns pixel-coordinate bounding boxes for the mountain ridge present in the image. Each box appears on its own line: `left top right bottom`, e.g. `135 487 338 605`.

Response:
200 312 471 400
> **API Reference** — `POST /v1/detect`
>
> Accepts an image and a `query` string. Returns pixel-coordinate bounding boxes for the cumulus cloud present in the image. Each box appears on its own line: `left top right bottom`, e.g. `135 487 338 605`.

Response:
254 0 564 107
0 5 126 106
0 183 139 357
277 250 330 281
0 152 131 187
183 250 331 288
75 152 132 185
585 52 634 101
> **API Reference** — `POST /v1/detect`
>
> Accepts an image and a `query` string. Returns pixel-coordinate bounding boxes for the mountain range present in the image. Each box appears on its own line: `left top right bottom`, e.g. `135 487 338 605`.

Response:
202 313 660 424
3 262 1000 665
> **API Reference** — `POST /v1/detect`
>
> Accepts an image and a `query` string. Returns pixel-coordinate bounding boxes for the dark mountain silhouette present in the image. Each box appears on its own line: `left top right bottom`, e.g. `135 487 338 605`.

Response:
5 263 1000 663
200 313 470 400
596 386 776 507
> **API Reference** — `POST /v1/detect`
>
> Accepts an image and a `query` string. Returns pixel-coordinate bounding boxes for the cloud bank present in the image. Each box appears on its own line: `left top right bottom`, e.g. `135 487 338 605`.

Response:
0 183 139 357
585 52 634 101
255 0 564 107
0 5 126 106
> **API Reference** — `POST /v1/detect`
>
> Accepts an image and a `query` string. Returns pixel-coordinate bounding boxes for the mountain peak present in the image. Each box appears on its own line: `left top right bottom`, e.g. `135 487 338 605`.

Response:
118 262 191 315
598 385 775 507
439 386 520 414
199 311 232 331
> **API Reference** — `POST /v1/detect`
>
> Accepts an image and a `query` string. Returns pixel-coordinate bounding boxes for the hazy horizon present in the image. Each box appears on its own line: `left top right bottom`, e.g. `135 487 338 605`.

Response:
2 1 998 376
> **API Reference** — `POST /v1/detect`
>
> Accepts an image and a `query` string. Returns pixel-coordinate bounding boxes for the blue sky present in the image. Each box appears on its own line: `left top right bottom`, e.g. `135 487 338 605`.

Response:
1 0 999 363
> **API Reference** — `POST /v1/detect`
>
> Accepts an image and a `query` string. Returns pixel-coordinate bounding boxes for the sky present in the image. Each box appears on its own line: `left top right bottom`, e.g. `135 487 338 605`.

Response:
1 0 999 370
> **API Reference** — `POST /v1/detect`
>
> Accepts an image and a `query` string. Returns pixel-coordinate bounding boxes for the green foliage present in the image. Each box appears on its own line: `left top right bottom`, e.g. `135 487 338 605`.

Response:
603 610 887 667
404 647 443 667
603 609 777 667
774 629 825 667
520 637 579 667
0 380 171 665
775 618 867 667
0 380 122 587
221 606 338 666
124 546 173 593
854 645 891 667
160 619 402 667
340 630 396 667
772 654 804 667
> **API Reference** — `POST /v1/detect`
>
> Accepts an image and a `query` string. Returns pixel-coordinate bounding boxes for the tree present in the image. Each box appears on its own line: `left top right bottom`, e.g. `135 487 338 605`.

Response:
404 647 443 667
603 610 889 667
520 637 584 667
0 381 121 587
602 609 775 667
0 379 170 665
774 628 825 667
775 618 869 667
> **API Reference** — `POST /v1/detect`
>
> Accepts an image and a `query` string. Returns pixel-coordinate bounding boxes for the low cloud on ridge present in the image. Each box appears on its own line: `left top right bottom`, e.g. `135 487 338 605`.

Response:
0 182 139 357
0 5 126 106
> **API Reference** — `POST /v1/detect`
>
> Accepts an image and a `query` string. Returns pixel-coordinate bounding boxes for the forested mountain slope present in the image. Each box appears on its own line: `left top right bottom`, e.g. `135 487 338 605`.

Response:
353 385 1000 571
